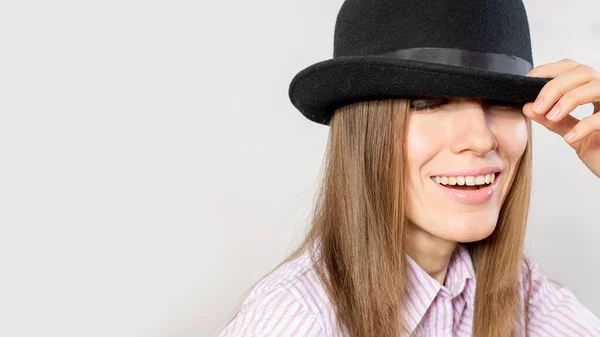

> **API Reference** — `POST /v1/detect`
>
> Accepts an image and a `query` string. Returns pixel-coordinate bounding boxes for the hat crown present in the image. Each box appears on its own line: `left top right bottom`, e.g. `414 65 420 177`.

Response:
333 0 533 63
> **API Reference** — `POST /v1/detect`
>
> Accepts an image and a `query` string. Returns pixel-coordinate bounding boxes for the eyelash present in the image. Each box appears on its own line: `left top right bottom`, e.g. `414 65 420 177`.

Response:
409 99 522 111
410 99 448 111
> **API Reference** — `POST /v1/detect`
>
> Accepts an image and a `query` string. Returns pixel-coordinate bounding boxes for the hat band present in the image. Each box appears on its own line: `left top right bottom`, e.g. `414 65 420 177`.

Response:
377 47 533 75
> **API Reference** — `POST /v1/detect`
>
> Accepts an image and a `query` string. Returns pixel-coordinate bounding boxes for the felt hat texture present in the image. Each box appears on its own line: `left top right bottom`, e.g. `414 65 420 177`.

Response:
288 0 553 126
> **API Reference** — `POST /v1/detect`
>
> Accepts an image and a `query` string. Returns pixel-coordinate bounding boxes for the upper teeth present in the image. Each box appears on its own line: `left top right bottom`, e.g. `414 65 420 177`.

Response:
432 173 496 186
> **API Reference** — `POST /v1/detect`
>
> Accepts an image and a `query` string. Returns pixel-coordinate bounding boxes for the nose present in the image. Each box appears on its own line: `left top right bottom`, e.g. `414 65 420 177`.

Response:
449 101 498 155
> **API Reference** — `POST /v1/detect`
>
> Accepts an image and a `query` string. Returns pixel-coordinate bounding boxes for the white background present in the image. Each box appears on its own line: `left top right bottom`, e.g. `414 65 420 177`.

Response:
0 1 599 336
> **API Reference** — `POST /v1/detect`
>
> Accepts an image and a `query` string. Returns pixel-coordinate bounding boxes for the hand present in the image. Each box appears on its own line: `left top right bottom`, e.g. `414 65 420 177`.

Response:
523 58 600 178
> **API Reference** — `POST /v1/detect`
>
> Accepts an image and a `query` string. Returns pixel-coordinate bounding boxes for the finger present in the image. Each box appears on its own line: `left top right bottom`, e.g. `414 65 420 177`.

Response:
525 58 580 78
563 112 600 145
530 64 600 117
523 101 579 137
546 80 600 122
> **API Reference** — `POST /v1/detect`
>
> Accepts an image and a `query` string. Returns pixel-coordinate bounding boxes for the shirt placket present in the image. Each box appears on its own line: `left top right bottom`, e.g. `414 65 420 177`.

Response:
439 288 454 336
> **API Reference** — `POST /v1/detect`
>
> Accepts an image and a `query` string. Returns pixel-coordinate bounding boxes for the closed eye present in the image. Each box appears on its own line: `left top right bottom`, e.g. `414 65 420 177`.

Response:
409 97 523 112
409 97 449 111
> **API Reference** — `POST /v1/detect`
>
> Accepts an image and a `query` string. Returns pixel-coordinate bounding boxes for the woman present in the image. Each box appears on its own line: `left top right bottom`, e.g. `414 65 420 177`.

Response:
217 0 600 336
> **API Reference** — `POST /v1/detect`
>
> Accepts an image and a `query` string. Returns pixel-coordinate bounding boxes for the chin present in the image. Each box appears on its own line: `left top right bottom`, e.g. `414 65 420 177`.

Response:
406 211 500 244
444 221 498 243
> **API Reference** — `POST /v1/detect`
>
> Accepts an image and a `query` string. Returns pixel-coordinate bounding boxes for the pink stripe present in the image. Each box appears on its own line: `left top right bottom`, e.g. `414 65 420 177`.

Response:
528 316 563 336
300 272 328 333
269 298 297 335
402 286 421 328
273 304 302 336
287 281 320 322
455 323 471 335
301 316 320 337
407 262 430 310
544 290 592 335
303 271 326 314
252 288 289 332
431 297 437 332
288 308 311 336
435 298 446 333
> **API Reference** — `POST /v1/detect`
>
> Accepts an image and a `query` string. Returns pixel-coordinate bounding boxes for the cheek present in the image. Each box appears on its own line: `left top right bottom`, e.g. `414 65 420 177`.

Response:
494 115 528 158
404 118 444 184
404 117 446 212
404 118 446 168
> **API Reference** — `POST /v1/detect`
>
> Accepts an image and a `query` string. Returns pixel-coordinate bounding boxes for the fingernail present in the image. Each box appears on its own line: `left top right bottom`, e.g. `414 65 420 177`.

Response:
547 105 560 120
532 97 544 113
564 130 576 142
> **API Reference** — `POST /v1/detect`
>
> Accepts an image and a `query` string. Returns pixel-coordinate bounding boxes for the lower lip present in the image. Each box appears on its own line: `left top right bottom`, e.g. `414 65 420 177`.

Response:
430 173 501 205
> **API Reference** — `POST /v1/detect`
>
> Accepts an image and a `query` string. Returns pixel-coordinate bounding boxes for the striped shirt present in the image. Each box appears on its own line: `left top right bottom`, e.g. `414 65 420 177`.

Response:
216 243 600 336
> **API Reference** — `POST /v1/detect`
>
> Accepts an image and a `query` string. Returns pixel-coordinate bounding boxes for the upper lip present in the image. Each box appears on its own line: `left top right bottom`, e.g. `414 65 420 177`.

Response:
431 165 502 177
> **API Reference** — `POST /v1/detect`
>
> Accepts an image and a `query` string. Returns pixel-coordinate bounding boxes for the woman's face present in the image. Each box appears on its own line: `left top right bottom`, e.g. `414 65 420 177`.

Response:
404 96 527 243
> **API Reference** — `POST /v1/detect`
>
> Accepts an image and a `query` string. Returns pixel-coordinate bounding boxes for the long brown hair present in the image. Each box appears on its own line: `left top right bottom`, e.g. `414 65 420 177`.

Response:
224 97 533 337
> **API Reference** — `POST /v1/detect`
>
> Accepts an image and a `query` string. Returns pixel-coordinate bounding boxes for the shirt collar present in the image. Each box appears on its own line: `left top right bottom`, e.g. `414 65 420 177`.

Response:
402 243 476 334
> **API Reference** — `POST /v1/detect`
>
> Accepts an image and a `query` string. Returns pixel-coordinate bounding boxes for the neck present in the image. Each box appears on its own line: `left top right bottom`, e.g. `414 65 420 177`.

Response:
404 220 457 285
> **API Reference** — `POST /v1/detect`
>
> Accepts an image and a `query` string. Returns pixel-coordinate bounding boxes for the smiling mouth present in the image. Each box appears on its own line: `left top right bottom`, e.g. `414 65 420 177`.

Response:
429 172 501 190
429 172 502 204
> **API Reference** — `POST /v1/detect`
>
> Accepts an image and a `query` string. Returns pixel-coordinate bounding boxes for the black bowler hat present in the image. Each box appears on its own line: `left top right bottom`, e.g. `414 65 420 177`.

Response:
288 0 553 126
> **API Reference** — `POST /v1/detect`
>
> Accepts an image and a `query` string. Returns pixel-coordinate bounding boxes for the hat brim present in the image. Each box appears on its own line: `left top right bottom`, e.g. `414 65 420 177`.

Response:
288 56 553 126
